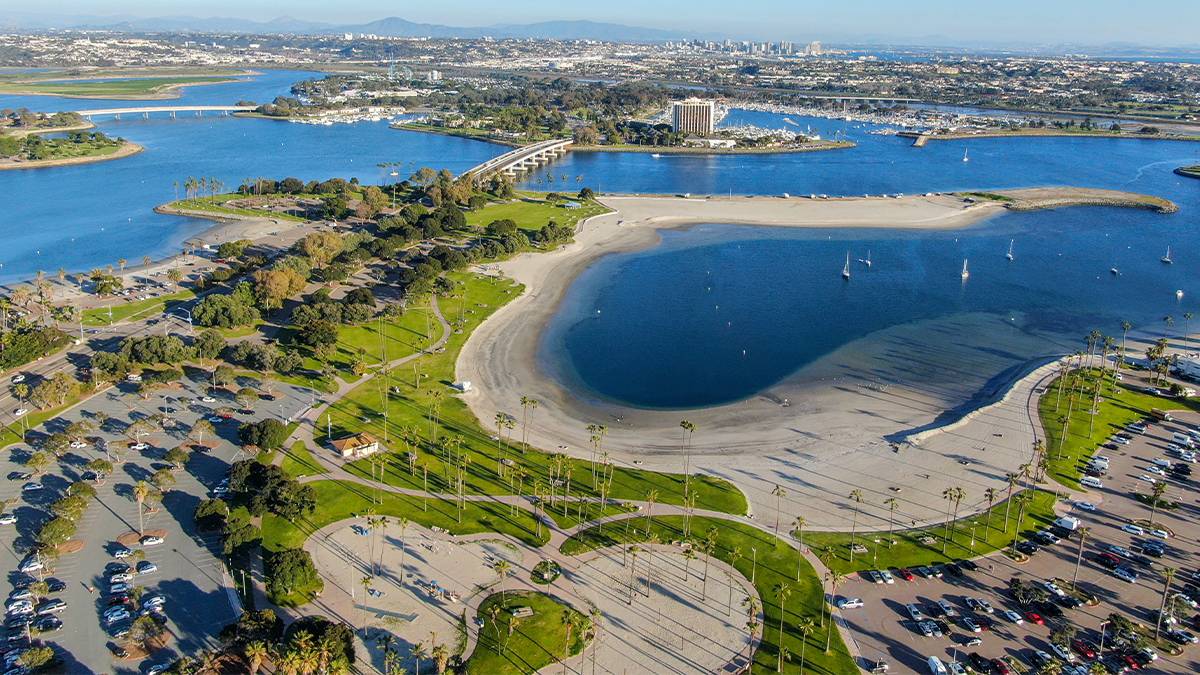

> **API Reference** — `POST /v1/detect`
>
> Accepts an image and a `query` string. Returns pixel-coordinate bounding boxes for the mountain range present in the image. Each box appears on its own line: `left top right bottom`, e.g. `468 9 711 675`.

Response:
1 13 704 42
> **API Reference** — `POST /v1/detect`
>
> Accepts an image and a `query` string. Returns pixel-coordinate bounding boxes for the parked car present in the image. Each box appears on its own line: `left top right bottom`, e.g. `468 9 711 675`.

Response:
836 597 863 609
1072 639 1097 660
1001 610 1023 624
136 561 158 575
140 535 164 546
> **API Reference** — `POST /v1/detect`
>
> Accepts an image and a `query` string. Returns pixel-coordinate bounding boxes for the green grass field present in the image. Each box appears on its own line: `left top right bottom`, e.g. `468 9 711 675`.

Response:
260 479 548 553
319 272 747 524
167 195 308 222
280 441 325 478
284 303 436 385
82 289 194 326
0 76 233 97
561 515 855 675
465 591 588 675
802 489 1059 574
467 193 609 235
1038 368 1200 489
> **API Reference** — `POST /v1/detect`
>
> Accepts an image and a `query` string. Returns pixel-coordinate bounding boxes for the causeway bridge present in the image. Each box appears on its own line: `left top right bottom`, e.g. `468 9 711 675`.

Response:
463 138 573 183
76 105 258 119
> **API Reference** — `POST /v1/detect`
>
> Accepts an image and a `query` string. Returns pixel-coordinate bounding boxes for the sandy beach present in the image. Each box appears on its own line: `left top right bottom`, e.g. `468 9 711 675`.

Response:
455 191 1138 532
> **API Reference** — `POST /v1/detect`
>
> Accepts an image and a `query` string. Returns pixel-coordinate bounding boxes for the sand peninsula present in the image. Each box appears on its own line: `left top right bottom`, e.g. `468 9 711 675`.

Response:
456 187 1176 531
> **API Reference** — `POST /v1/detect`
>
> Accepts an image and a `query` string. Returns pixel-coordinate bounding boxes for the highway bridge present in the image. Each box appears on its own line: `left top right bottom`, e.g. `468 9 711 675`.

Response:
76 105 258 119
463 138 573 183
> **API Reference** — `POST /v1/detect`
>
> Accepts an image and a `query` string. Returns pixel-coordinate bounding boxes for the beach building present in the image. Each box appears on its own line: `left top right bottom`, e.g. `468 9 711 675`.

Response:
331 433 381 459
672 98 715 136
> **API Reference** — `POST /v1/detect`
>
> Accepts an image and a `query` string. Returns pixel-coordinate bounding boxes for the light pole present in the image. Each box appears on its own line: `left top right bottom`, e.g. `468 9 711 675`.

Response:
1097 620 1110 658
751 547 757 584
969 521 979 549
873 538 881 567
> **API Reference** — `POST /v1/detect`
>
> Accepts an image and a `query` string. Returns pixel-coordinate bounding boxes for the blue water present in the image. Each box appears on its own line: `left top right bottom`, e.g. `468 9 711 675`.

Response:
531 112 1200 409
6 70 1200 411
0 71 506 284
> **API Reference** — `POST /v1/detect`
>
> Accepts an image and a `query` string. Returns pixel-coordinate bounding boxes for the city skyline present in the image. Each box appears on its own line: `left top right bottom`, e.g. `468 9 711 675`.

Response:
6 1 1200 48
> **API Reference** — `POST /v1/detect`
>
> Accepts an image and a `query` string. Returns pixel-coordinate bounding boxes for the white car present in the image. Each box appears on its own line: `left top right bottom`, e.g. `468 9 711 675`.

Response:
10 375 24 384
1146 466 1167 477
113 547 133 559
836 597 864 609
1050 643 1075 662
1111 435 1130 445
108 573 133 584
12 408 27 417
1137 474 1159 483
5 600 32 613
1122 524 1145 535
136 561 158 575
103 608 130 625
879 570 895 584
1074 501 1096 512
1114 567 1138 583
1150 529 1171 540
141 595 166 609
68 441 88 449
18 558 42 573
206 415 224 423
201 396 217 403
130 443 149 451
0 514 16 525
141 535 164 546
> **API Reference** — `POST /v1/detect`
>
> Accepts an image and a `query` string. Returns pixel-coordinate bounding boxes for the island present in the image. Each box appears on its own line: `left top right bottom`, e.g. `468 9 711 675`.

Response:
0 126 142 171
0 68 253 99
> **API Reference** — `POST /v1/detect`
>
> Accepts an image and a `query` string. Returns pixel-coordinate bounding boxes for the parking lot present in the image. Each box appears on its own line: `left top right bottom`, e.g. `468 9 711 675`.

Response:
837 375 1200 674
1 367 314 672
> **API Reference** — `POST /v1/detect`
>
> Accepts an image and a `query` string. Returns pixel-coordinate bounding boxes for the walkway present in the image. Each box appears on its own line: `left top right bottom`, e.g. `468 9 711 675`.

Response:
76 105 257 117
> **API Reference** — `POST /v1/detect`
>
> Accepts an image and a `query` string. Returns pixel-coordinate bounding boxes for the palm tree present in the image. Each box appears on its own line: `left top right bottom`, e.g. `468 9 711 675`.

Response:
826 572 847 652
701 527 718 598
882 497 898 546
679 419 696 497
772 582 792 671
133 480 151 535
519 395 538 450
981 487 998 533
1164 315 1175 341
1071 527 1091 590
1155 566 1177 640
627 545 641 604
493 560 512 602
411 642 426 675
431 642 449 675
644 489 659 531
795 616 816 673
791 515 807 554
771 484 786 543
1185 312 1194 344
561 609 579 672
244 640 269 675
396 517 409 586
682 545 697 581
1002 473 1018 530
727 546 742 615
847 489 864 561
1147 481 1168 525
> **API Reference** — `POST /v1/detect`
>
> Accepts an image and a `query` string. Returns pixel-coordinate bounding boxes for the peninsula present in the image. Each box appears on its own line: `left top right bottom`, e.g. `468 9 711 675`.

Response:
0 129 142 171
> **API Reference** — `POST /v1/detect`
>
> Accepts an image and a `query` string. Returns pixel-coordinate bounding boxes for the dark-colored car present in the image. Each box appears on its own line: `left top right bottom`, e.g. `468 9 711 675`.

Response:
956 559 979 572
896 568 915 581
945 563 963 577
991 658 1011 675
1095 552 1121 569
1072 639 1097 660
967 652 990 671
44 579 64 594
1016 540 1040 555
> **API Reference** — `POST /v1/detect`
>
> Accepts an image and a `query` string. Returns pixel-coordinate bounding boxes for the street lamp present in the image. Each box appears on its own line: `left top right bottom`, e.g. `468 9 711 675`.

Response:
873 538 882 567
969 520 979 549
1098 620 1111 658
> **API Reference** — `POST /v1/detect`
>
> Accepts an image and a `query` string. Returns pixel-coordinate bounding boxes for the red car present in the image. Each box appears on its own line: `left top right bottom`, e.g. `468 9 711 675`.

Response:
991 658 1011 675
1024 611 1045 625
896 568 915 581
1072 639 1097 660
1121 653 1142 670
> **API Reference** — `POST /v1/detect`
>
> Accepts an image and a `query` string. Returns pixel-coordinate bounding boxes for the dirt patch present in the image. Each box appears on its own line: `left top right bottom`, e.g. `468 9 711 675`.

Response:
56 540 85 555
115 529 168 547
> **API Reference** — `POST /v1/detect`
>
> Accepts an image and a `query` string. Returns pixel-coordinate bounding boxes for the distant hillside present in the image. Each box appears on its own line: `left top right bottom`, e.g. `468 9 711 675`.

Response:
67 14 700 42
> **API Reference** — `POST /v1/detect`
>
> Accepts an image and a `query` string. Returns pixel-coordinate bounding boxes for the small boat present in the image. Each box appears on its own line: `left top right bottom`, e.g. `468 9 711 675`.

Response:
1161 246 1173 264
962 148 970 162
1177 290 1185 299
961 259 970 280
842 252 851 280
858 250 872 268
651 153 662 159
1110 267 1120 275
1005 239 1014 261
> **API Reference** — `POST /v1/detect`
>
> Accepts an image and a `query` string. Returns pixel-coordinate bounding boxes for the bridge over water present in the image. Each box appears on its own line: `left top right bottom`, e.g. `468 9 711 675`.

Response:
462 138 573 183
76 105 258 119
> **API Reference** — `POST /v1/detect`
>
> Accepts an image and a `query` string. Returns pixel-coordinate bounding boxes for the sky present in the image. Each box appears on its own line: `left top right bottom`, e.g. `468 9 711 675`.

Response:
15 1 1200 46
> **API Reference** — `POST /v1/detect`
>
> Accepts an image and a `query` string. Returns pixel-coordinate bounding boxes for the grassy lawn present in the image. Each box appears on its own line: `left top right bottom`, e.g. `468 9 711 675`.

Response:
0 76 233 97
260 479 548 554
82 289 194 326
1038 368 1200 490
280 441 325 478
168 195 308 222
1 388 93 447
561 515 855 675
465 590 588 675
466 193 609 235
802 489 1059 575
319 271 746 523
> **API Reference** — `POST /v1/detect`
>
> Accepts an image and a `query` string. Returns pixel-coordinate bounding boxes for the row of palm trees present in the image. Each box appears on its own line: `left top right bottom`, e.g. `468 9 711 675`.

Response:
175 176 226 203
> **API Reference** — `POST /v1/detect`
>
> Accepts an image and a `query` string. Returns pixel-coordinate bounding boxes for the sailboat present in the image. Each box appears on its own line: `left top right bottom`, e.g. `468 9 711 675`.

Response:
962 148 970 162
961 259 970 280
1005 240 1014 261
842 252 851 280
858 250 872 268
1161 246 1173 264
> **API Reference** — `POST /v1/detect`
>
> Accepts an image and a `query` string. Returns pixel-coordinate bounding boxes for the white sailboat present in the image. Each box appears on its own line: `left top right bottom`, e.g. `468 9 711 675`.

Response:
864 249 872 268
1161 246 1173 264
842 252 851 280
1005 240 1014 261
960 259 970 280
962 148 970 162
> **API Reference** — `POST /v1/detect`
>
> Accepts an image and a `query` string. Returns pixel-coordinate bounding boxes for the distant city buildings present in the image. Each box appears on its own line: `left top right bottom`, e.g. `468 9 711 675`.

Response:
672 98 715 135
426 69 442 82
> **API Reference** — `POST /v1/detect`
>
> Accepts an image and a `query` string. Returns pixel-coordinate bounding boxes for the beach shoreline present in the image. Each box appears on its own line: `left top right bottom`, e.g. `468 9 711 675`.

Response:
454 189 1165 529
